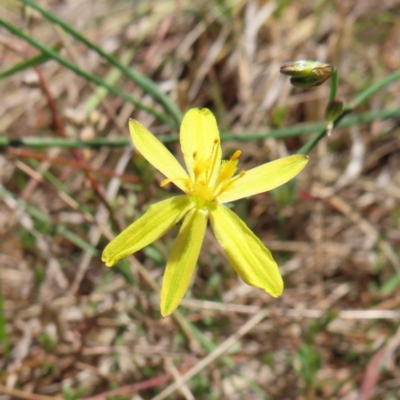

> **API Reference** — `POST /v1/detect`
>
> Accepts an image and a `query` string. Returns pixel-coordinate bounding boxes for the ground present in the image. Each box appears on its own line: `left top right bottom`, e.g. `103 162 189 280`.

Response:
1 1 400 399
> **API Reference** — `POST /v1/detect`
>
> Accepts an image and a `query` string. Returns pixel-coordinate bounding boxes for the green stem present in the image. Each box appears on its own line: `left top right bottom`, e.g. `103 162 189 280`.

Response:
352 69 400 108
297 109 350 155
299 68 400 153
0 18 173 126
0 43 60 79
18 0 182 127
1 107 399 149
329 67 338 101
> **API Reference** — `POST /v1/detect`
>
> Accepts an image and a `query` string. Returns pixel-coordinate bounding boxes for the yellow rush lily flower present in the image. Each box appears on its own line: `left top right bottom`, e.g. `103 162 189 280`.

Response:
102 108 309 317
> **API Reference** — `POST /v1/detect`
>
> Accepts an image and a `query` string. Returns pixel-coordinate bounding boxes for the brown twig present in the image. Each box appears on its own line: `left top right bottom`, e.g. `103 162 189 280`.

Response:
33 65 120 234
0 384 62 400
81 358 193 400
357 349 385 400
34 66 106 196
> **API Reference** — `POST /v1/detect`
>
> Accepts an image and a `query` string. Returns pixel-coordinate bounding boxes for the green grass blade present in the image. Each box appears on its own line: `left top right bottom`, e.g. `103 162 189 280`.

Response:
84 49 136 114
0 275 9 354
352 69 400 108
0 18 174 126
1 106 400 149
0 136 132 148
0 44 60 80
0 185 99 257
187 321 268 399
18 0 182 127
26 160 135 284
329 67 338 101
56 225 98 256
299 68 400 154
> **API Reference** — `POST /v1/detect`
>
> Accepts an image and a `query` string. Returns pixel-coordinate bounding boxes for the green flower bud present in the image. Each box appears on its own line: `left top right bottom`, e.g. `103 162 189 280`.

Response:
325 99 343 123
325 99 343 136
280 60 333 88
289 75 322 89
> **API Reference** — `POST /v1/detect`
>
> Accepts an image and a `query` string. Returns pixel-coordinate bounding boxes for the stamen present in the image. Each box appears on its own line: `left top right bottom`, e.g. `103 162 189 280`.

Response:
193 151 197 159
230 150 241 161
215 170 246 197
205 137 221 183
160 176 190 188
227 170 246 185
160 178 173 187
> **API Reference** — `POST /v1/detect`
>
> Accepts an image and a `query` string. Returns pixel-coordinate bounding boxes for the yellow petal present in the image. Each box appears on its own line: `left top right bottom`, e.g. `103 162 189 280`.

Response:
160 208 208 317
218 154 309 203
129 119 189 192
209 205 283 297
102 196 193 267
180 108 222 184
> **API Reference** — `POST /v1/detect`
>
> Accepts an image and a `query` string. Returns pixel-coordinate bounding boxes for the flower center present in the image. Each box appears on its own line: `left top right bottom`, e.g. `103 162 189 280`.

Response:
161 139 246 209
190 142 245 208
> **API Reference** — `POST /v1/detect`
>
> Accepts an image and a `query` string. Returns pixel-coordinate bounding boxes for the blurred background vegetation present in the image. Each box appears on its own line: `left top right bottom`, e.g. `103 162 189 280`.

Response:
1 0 400 399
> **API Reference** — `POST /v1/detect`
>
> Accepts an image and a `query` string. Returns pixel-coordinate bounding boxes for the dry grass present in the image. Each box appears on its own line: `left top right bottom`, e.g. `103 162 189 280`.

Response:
1 0 400 399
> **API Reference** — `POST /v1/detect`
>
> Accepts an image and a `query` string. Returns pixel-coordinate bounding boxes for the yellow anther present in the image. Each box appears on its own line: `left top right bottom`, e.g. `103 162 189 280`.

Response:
160 178 173 187
231 150 241 161
202 137 220 183
214 168 246 198
229 170 245 184
193 151 197 159
161 177 191 191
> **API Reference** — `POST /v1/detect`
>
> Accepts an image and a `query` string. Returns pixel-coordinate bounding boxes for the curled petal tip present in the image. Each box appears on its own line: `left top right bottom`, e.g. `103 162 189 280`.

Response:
102 254 115 267
160 309 170 318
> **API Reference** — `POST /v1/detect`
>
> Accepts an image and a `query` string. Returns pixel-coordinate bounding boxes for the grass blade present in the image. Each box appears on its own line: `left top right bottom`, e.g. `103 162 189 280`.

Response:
0 18 174 126
0 44 60 80
0 275 9 354
18 0 183 127
298 69 400 154
0 184 98 257
1 106 400 148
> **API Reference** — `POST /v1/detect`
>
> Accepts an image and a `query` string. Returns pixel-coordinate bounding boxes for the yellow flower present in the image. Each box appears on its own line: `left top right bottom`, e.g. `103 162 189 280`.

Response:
102 108 309 316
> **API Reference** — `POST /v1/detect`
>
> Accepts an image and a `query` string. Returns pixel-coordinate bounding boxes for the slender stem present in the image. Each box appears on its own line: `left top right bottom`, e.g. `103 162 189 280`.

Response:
329 67 338 101
352 69 400 108
17 0 182 127
1 107 399 149
299 68 400 153
297 109 351 155
0 18 173 126
0 44 59 79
